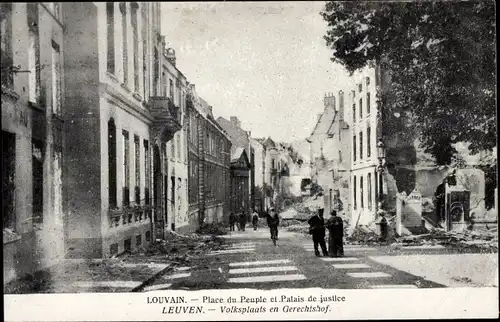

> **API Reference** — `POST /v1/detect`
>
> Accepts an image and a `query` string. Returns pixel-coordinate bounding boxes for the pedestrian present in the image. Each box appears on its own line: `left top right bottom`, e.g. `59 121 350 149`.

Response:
229 212 236 231
308 208 328 257
325 210 344 257
252 210 259 230
239 212 247 231
267 208 280 241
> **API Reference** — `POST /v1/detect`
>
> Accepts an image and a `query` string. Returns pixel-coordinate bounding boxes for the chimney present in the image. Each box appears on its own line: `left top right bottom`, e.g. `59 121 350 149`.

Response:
339 90 344 122
230 116 241 128
166 48 176 66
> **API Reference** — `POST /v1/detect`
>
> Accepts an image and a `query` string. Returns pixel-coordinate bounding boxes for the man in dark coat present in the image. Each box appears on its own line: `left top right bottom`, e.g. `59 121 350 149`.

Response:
308 208 328 257
239 212 247 231
326 210 344 257
229 212 236 231
267 208 280 240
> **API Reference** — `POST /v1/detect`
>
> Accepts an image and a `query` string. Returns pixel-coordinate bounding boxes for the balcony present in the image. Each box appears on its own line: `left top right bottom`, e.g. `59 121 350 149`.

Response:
148 96 182 142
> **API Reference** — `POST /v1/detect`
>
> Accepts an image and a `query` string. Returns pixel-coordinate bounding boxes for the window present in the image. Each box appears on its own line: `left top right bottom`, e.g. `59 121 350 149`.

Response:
351 90 355 98
353 103 356 123
353 135 356 162
32 139 44 225
366 77 370 86
272 159 275 169
131 3 139 92
142 21 147 98
359 98 363 119
28 3 40 104
134 135 140 203
153 48 158 95
368 173 372 210
108 119 117 207
359 131 363 160
353 175 357 210
367 92 370 115
161 71 166 96
358 83 362 92
144 139 150 205
176 133 181 159
171 176 175 206
106 2 115 73
51 40 62 116
339 150 342 164
360 176 364 208
120 2 128 84
1 3 13 88
123 130 130 206
2 131 16 230
169 79 174 102
171 136 175 157
367 126 371 158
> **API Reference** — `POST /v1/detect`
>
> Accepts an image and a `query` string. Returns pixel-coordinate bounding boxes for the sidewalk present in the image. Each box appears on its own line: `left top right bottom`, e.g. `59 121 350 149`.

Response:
4 259 171 294
369 253 498 288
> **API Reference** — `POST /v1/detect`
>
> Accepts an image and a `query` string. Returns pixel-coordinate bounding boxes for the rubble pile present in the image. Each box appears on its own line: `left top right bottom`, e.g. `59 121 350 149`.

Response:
285 223 309 234
392 227 498 252
196 223 228 236
280 219 304 228
125 231 226 265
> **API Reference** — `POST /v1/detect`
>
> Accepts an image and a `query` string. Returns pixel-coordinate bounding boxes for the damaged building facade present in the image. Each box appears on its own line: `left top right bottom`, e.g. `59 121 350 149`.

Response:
345 65 492 229
217 116 255 216
306 92 351 215
2 3 65 283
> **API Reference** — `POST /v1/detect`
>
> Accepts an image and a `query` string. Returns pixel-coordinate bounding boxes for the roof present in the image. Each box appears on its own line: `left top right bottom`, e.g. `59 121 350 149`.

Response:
262 137 276 148
310 108 337 139
231 147 246 163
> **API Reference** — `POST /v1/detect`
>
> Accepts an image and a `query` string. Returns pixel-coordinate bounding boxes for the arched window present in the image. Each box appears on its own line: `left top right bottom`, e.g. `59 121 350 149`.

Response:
108 118 117 207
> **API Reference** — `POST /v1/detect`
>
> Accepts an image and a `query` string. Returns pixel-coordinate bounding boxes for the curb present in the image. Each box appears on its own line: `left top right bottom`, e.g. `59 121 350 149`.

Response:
130 264 173 292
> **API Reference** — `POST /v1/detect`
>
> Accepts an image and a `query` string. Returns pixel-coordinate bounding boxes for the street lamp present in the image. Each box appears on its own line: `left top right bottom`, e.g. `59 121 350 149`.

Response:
376 138 386 212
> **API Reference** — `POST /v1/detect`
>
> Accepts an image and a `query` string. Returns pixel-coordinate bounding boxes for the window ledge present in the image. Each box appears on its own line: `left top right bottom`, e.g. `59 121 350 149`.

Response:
106 71 120 84
28 101 45 111
3 229 22 245
121 83 131 92
133 93 143 102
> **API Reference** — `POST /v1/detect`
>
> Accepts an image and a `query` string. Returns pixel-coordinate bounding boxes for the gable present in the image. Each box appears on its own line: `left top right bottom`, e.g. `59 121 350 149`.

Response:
311 109 337 138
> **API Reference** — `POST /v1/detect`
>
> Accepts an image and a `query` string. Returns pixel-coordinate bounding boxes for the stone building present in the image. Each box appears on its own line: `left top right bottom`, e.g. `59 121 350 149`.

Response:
61 2 182 257
159 47 189 235
306 92 351 213
347 68 380 226
186 85 231 230
2 2 65 284
216 116 255 214
250 138 268 213
261 137 279 209
230 148 252 216
343 65 490 228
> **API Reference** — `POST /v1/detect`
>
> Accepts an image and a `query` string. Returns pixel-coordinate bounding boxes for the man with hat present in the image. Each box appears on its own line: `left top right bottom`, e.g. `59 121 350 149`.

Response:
308 208 328 257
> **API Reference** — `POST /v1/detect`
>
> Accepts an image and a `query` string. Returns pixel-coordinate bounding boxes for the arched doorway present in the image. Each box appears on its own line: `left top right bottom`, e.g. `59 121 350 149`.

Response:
153 144 164 239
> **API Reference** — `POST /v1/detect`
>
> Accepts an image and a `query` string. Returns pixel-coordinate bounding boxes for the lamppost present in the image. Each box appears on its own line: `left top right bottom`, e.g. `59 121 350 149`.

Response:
376 138 386 214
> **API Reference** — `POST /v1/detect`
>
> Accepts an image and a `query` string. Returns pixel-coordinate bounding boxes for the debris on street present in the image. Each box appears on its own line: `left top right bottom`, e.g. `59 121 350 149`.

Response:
123 230 227 266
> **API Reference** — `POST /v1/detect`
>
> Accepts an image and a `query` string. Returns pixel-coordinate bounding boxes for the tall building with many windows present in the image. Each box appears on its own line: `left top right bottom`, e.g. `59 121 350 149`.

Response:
2 2 65 283
348 68 380 226
186 84 231 230
61 2 183 257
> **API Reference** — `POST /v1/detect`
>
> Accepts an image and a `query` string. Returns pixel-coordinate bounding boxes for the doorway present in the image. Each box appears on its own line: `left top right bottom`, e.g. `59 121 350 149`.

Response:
153 145 164 239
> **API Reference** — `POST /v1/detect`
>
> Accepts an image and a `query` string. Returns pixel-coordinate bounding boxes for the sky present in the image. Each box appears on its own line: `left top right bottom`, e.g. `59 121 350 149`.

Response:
161 2 351 143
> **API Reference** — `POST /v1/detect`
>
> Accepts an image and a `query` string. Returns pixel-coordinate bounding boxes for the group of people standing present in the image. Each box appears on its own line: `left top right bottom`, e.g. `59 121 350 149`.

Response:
308 208 344 257
229 209 262 232
229 212 248 231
